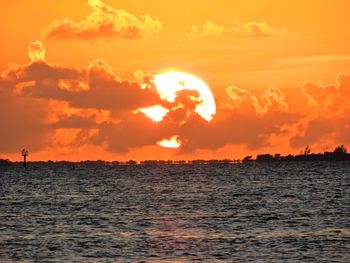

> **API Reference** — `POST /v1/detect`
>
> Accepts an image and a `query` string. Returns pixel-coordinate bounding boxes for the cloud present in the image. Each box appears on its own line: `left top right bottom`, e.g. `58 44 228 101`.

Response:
51 128 99 147
189 20 286 38
302 74 350 116
231 20 286 37
0 77 50 152
190 22 225 38
4 56 162 113
261 86 289 112
338 74 350 93
44 0 163 41
169 85 294 152
28 40 46 62
225 86 288 114
1 41 350 158
292 74 350 148
0 41 162 153
96 82 297 153
2 40 296 154
176 111 299 152
290 118 334 147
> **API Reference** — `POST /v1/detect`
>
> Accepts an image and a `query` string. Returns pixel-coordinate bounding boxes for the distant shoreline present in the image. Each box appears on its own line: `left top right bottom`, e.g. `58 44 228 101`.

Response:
1 145 349 166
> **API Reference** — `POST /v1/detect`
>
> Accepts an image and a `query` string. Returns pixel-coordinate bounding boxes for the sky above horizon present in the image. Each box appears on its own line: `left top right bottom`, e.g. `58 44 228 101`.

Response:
1 0 350 161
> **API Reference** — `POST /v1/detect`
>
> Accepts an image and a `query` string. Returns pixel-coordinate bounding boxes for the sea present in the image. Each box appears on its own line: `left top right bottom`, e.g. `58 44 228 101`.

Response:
0 162 349 262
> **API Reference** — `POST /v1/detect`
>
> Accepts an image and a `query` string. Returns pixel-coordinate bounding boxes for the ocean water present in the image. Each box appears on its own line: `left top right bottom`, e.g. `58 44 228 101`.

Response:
0 162 349 262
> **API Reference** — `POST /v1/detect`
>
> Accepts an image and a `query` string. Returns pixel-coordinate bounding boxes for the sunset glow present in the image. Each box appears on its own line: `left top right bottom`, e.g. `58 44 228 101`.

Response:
157 136 182 149
0 0 349 161
154 72 216 122
1 2 348 262
137 105 169 122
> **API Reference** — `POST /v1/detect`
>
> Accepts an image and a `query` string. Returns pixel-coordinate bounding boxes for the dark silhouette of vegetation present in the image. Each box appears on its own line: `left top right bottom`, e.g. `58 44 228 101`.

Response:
0 159 11 166
256 154 274 162
245 145 350 163
1 145 349 167
242 156 253 163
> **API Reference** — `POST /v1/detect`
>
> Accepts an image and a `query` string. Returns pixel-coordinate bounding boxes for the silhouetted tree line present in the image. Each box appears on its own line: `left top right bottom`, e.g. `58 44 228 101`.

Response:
0 159 11 166
243 145 350 163
1 145 349 167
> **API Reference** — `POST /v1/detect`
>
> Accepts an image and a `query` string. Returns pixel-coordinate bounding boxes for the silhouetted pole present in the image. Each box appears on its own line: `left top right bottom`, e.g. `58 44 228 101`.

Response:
21 149 28 167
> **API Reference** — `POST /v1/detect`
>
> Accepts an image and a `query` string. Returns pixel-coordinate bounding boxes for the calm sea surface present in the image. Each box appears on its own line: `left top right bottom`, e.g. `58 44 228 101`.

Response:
0 162 349 262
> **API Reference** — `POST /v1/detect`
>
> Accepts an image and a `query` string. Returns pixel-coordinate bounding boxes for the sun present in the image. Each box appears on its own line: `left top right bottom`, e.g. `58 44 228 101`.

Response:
134 105 169 122
135 71 216 149
153 71 216 122
157 135 182 148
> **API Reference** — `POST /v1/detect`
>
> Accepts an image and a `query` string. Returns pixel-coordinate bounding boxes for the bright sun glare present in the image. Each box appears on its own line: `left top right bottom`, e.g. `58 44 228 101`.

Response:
136 105 169 122
136 71 217 149
157 135 182 148
153 72 216 122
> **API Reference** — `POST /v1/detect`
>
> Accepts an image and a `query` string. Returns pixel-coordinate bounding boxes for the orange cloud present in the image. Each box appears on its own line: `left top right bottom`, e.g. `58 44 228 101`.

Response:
0 41 163 153
1 41 350 159
302 75 350 117
44 0 163 41
0 69 50 152
189 20 286 38
52 128 99 147
292 75 350 148
190 22 225 37
225 86 288 114
4 57 161 113
28 41 46 62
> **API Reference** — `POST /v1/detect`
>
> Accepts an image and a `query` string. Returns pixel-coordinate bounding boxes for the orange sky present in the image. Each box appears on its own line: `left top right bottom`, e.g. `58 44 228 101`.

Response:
1 0 350 161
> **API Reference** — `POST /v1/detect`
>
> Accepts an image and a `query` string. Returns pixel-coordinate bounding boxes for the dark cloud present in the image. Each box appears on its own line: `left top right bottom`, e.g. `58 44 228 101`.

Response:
290 118 334 147
177 111 299 152
1 41 349 157
4 59 161 112
0 41 162 153
0 85 49 152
